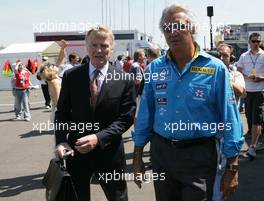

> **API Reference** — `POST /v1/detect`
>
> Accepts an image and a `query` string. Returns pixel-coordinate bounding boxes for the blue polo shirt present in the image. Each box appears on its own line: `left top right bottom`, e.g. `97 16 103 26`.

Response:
132 46 244 158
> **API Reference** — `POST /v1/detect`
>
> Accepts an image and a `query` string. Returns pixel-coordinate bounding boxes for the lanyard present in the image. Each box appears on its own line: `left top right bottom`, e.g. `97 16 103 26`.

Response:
249 52 260 68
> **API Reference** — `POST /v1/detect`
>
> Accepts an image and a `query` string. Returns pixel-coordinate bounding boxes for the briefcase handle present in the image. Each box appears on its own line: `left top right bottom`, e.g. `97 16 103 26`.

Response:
61 150 72 169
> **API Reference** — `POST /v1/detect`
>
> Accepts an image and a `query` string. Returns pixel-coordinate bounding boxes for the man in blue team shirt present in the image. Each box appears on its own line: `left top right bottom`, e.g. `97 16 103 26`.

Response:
132 4 244 201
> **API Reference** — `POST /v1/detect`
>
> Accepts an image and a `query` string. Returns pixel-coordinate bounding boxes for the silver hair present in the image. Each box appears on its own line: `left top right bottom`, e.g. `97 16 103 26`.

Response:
159 4 197 35
85 25 115 50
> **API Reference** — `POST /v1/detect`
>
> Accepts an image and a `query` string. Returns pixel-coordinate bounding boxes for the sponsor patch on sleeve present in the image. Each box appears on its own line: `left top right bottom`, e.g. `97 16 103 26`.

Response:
157 98 167 105
190 66 215 75
156 83 167 90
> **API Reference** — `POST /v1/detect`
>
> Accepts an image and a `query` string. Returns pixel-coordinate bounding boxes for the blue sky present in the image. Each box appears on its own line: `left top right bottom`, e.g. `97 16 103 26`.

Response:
0 0 263 48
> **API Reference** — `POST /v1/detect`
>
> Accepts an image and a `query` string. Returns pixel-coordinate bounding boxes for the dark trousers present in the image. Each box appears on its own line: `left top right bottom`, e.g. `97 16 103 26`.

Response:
150 134 217 201
245 92 264 129
41 84 51 106
66 156 128 201
239 97 245 111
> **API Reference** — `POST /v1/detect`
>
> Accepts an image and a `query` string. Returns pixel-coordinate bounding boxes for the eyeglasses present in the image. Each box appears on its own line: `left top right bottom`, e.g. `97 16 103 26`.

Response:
162 22 191 33
251 40 261 43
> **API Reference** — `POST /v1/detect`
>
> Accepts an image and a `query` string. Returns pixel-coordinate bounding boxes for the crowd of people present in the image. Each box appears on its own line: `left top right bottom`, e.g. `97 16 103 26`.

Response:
8 4 264 201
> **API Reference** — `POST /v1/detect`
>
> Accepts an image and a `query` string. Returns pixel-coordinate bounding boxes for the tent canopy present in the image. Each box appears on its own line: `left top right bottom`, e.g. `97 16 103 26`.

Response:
0 42 61 90
0 42 60 55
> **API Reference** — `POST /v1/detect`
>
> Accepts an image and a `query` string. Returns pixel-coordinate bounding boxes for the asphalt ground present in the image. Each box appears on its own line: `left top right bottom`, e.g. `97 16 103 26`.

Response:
0 89 263 201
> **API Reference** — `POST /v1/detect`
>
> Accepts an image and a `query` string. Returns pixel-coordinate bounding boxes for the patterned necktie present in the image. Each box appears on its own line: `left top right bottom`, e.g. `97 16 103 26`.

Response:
90 69 100 110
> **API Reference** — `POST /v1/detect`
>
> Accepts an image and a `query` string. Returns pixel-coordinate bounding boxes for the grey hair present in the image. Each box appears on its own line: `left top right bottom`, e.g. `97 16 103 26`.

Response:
85 25 115 50
159 4 197 35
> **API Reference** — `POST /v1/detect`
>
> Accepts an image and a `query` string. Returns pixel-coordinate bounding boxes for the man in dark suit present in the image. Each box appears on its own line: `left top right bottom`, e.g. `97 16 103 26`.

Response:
55 25 136 201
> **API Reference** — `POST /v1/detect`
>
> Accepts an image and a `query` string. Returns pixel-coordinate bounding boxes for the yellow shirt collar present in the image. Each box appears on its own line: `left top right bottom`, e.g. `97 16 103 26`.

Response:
167 44 200 61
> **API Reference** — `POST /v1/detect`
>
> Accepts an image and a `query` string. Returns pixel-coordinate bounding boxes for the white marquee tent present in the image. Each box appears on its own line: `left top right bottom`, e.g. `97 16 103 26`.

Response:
0 42 60 90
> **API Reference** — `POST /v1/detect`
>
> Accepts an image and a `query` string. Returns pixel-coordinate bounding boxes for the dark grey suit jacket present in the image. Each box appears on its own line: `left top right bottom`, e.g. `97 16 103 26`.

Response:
55 63 136 169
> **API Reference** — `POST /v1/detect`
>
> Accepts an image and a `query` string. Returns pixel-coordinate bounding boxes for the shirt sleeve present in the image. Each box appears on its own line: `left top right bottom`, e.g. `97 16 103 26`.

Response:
215 64 244 158
55 71 71 145
236 54 244 69
132 66 155 147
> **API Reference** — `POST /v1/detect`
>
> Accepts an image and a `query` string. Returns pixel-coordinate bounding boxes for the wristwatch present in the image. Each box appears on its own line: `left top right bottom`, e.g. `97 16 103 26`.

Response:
225 164 239 172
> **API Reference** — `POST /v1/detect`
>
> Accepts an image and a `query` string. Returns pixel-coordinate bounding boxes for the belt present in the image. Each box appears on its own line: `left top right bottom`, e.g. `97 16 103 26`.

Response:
154 132 215 148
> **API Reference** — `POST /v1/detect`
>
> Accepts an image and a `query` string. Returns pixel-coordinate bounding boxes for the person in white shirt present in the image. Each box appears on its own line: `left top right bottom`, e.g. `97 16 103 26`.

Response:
237 32 264 159
55 40 81 78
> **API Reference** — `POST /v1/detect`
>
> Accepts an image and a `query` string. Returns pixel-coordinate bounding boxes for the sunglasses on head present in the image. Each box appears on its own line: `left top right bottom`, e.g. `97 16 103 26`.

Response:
162 22 190 33
251 40 261 43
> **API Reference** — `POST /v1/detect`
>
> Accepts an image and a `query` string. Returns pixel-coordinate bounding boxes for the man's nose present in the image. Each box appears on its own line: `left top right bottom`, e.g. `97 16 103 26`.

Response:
170 29 181 38
171 29 180 35
96 46 102 52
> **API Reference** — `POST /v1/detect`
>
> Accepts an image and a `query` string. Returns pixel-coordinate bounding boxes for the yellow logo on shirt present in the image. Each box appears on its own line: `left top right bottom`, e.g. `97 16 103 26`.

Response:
190 66 215 75
230 81 233 89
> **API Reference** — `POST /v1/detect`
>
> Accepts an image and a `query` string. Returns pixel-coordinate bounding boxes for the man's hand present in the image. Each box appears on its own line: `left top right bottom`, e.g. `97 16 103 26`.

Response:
56 142 74 159
220 169 238 200
248 74 256 81
133 146 145 189
75 134 98 154
253 76 264 82
248 75 264 82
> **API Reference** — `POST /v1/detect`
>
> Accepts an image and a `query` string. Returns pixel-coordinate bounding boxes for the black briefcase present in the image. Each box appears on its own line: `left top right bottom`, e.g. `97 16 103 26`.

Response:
42 158 79 201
